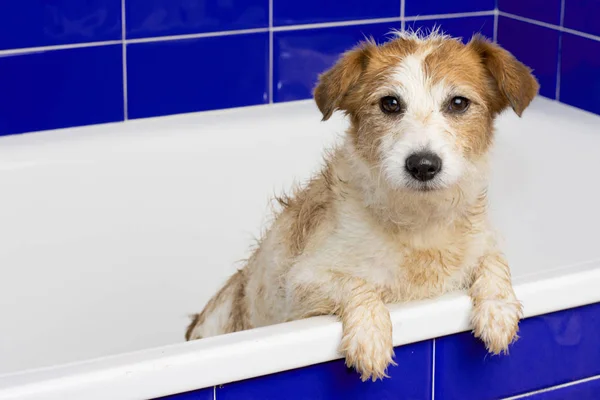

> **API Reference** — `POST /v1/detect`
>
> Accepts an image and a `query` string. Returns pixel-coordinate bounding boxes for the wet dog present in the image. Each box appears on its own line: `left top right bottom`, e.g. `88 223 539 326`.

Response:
186 31 539 381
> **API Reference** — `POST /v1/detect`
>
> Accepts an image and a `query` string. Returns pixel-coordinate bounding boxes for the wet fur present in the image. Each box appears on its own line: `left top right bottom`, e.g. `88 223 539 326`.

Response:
186 32 538 381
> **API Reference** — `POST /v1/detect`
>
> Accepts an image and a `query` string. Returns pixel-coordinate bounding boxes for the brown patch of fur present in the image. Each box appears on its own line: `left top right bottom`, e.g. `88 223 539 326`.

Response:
467 35 539 116
334 39 422 164
424 39 486 88
314 41 375 121
314 37 420 122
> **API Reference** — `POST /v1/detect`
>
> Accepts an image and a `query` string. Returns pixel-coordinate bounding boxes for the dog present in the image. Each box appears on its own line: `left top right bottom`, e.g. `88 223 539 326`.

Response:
186 31 539 381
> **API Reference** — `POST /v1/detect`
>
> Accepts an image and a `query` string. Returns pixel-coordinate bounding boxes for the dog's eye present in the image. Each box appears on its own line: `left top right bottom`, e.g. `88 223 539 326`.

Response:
448 96 470 113
380 96 404 114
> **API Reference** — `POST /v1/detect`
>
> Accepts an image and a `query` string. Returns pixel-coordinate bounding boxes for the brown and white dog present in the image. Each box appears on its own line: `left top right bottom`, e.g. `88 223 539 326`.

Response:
186 31 539 381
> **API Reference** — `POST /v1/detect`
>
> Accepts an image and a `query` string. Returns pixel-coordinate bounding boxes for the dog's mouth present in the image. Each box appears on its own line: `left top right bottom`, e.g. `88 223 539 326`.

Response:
415 184 436 192
406 179 445 192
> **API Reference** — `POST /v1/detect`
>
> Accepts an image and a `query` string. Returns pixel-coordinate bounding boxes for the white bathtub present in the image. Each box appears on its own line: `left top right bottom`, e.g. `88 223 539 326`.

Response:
0 98 599 399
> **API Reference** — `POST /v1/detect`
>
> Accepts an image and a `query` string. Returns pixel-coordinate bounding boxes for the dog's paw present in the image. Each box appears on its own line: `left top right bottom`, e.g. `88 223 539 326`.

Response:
472 298 523 355
340 304 395 381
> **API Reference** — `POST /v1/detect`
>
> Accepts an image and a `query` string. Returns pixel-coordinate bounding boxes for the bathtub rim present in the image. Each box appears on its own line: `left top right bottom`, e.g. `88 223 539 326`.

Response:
1 259 599 400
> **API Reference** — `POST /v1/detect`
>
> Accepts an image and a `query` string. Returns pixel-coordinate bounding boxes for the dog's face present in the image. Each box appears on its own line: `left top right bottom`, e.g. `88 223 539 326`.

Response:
315 33 539 191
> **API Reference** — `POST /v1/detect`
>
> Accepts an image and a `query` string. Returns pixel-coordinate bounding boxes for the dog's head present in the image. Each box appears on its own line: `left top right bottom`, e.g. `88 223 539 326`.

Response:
314 32 539 192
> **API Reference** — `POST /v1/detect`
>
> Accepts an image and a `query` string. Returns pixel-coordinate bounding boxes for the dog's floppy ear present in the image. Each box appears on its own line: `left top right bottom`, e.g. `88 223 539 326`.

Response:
314 42 374 121
468 35 539 117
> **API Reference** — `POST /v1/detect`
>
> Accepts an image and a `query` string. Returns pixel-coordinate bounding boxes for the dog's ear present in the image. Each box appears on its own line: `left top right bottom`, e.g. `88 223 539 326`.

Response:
314 42 374 121
468 35 539 117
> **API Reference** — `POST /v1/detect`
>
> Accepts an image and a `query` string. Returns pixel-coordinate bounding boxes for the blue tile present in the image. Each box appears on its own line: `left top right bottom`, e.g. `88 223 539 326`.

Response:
154 387 213 400
127 33 268 119
126 0 268 39
273 0 399 26
218 340 432 400
0 0 121 51
434 302 600 400
523 378 600 399
499 0 562 25
497 17 559 99
0 45 124 136
273 22 398 103
564 0 600 41
560 33 600 115
405 16 494 43
405 0 495 17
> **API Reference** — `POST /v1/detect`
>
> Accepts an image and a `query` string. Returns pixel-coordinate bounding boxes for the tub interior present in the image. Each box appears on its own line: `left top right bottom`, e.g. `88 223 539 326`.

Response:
0 103 340 375
1 98 600 376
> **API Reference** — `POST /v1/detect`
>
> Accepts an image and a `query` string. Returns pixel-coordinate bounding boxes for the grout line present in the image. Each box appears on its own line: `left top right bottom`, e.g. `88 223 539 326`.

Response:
561 25 600 41
400 0 406 31
493 9 499 42
0 40 121 56
127 27 270 44
501 374 600 399
121 0 128 120
403 10 496 22
271 17 401 32
499 11 600 42
213 385 217 400
431 339 436 400
268 0 273 104
559 0 566 27
498 11 560 29
2 11 600 58
555 0 566 101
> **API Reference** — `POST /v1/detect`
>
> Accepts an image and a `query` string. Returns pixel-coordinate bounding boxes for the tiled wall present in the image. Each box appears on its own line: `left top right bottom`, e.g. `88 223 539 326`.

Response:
497 0 600 115
0 1 598 137
160 302 600 400
0 0 496 136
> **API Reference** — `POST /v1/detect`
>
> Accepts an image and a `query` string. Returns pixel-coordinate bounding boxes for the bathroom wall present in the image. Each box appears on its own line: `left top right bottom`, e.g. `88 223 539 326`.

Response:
497 0 600 115
0 1 597 137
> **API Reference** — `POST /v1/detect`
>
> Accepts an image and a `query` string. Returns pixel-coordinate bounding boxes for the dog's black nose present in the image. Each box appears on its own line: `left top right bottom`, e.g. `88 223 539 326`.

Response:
405 152 442 182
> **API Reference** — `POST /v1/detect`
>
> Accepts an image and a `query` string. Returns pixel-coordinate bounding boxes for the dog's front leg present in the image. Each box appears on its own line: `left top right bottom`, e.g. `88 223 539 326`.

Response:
339 275 396 381
289 272 395 381
469 251 523 354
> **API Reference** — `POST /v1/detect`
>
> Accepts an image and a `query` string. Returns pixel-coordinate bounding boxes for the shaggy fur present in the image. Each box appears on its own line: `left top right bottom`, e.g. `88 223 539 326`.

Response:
186 31 539 381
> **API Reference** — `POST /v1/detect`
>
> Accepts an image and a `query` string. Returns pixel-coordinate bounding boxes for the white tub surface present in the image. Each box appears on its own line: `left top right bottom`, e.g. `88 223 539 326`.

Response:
1 97 599 400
